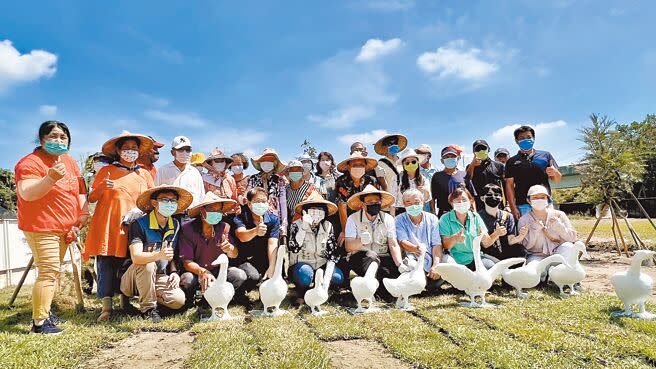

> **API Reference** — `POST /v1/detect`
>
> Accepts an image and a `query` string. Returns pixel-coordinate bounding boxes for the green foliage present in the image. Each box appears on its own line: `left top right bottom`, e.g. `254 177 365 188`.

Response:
301 139 318 159
618 114 656 196
0 168 17 212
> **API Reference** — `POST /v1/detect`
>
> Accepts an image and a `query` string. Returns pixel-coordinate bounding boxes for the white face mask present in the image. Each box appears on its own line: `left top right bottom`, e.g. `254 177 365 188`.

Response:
453 201 471 214
175 151 191 164
319 160 332 171
350 167 365 179
213 162 226 172
260 161 275 173
308 208 325 225
302 162 313 171
530 199 549 211
93 161 108 172
120 150 139 163
231 165 244 174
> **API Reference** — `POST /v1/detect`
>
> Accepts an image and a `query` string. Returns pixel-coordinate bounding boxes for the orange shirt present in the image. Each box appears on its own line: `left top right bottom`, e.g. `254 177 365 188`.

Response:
137 161 157 181
15 149 84 233
83 164 154 259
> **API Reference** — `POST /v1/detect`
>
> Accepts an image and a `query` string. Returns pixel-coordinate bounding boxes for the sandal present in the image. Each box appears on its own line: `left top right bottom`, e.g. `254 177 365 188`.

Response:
97 309 112 323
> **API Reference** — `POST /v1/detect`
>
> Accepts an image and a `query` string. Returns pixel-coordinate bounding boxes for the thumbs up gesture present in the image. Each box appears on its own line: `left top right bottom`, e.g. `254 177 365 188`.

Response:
47 157 66 182
451 229 465 243
301 210 313 231
256 219 268 237
546 159 558 177
219 233 232 253
158 240 174 261
494 223 508 237
104 171 115 189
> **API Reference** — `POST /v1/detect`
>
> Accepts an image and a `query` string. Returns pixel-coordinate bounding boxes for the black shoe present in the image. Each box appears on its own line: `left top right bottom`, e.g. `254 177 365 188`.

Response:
48 312 66 325
31 319 63 335
141 308 162 323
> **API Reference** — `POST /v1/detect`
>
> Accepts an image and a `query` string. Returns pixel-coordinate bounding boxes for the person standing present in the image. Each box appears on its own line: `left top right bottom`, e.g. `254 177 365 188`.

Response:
466 139 506 210
431 146 468 217
202 148 239 206
230 152 251 205
416 144 438 212
350 142 387 188
374 134 408 215
393 149 431 212
494 148 510 165
137 136 165 181
155 136 205 207
284 160 320 224
247 148 288 239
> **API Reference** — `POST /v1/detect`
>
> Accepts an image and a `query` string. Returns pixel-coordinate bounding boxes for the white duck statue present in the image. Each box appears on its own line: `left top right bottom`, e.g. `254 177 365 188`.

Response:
383 244 427 310
502 254 566 299
350 261 379 313
610 250 655 319
304 269 329 315
203 254 235 320
547 241 589 297
259 245 288 316
436 235 525 307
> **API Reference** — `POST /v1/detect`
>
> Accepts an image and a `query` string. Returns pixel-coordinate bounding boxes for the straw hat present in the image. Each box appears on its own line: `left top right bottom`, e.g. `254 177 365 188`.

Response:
251 148 286 173
191 152 206 166
396 149 426 166
294 192 338 216
101 131 154 156
205 148 233 165
188 192 238 218
346 184 396 211
374 133 408 155
136 185 193 215
281 159 304 175
336 152 378 173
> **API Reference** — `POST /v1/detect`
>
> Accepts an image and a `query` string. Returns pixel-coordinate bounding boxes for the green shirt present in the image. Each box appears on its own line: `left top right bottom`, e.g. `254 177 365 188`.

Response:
438 210 488 265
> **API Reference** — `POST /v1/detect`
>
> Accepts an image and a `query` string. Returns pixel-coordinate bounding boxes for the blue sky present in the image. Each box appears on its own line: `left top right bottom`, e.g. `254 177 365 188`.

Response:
1 0 655 171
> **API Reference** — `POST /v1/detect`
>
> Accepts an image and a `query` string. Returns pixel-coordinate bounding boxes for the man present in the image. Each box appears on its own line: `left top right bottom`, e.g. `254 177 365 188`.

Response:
156 136 205 207
395 188 447 292
431 146 468 217
374 134 408 215
505 125 562 219
466 139 506 210
120 185 193 322
285 160 320 224
335 152 379 246
416 144 437 212
494 148 510 165
345 185 402 301
179 192 257 307
350 142 386 189
234 187 281 279
137 136 165 181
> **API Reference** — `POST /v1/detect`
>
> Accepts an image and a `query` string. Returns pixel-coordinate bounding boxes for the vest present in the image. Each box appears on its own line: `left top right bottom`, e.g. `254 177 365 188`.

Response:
351 210 390 257
290 220 332 269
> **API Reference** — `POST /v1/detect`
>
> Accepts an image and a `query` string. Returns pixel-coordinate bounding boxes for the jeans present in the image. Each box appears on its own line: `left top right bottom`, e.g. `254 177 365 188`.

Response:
96 255 125 299
289 262 345 291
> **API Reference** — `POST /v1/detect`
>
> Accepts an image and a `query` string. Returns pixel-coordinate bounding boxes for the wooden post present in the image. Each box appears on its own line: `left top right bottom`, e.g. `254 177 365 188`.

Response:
627 192 656 231
610 213 621 255
610 205 630 257
8 257 34 307
612 199 644 251
584 203 608 246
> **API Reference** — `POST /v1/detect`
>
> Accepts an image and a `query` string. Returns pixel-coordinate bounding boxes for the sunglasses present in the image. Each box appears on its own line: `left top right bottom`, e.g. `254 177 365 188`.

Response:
404 160 417 165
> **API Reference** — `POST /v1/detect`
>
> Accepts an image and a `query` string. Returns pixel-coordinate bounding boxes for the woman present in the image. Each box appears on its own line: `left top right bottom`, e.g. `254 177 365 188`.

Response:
374 133 408 216
394 149 431 213
15 121 89 334
313 151 338 204
438 186 507 270
247 148 288 238
230 152 250 205
202 148 239 208
84 131 154 322
284 160 320 223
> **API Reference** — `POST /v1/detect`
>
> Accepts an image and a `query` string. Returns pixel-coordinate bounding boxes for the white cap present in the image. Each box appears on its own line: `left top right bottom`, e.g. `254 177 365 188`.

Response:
416 144 432 154
172 136 192 149
527 185 550 198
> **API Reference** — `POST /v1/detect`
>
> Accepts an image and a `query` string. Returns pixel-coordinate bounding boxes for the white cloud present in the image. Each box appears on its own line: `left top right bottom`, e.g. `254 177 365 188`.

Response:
417 40 498 80
491 120 567 140
338 129 389 146
355 38 403 63
356 0 415 11
0 40 57 92
38 105 57 116
144 110 208 128
138 93 169 107
307 106 375 129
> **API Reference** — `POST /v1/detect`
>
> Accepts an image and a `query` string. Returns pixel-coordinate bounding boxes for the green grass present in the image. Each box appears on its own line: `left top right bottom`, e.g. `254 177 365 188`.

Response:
2 281 656 369
571 218 656 246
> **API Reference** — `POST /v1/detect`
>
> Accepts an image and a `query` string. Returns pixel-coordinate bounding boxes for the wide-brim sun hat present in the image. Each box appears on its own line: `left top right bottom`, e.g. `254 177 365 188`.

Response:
191 152 206 166
282 159 304 175
346 184 396 211
136 185 193 215
251 148 286 173
187 191 238 218
205 148 234 165
101 131 154 156
337 152 378 173
294 192 338 216
374 133 408 155
396 148 426 166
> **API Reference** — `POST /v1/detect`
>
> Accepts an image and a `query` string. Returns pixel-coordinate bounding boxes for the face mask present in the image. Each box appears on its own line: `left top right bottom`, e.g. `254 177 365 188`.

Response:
93 161 108 173
388 145 400 155
518 138 535 151
350 167 365 179
319 160 331 171
302 162 313 171
120 149 139 163
44 140 69 155
289 172 303 182
475 150 489 160
484 196 502 208
365 203 382 217
158 201 178 217
308 208 325 224
204 211 223 225
404 162 419 173
405 204 423 217
260 161 275 173
231 165 244 174
443 157 458 169
252 202 268 216
213 162 226 172
530 199 548 211
175 151 191 164
453 201 470 214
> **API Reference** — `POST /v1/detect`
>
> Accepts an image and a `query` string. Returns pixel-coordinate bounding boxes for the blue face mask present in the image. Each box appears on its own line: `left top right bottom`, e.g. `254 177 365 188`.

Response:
44 140 69 155
157 201 178 218
405 204 423 217
289 172 303 182
204 211 223 225
252 202 268 216
443 157 458 169
388 145 400 155
518 138 535 151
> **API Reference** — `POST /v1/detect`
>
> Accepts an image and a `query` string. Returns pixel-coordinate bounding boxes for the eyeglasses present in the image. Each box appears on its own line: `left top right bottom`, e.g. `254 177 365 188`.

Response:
404 160 417 165
175 147 192 153
157 198 178 204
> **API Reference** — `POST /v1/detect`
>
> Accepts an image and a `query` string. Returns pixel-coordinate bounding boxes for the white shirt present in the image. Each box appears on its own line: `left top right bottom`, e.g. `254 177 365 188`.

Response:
155 161 205 207
345 210 396 239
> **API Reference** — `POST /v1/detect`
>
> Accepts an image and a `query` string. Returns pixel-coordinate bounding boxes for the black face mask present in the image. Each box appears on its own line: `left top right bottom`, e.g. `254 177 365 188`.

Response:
484 196 502 208
365 203 382 217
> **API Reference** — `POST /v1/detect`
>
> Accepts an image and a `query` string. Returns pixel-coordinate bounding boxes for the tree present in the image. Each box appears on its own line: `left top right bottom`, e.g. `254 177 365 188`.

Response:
300 139 318 159
0 169 17 212
617 114 656 197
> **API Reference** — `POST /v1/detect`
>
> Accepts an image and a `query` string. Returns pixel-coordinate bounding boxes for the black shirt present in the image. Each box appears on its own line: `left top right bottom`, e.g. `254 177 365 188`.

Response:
233 207 280 272
335 173 378 216
505 150 557 206
431 170 467 217
466 159 506 209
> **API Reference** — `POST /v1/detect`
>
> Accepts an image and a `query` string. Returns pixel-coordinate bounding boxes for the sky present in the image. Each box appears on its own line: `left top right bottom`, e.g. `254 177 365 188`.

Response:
1 0 655 172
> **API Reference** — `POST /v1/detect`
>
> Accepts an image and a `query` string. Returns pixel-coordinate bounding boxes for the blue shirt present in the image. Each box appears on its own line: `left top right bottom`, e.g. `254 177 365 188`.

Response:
396 211 441 273
420 165 438 211
505 149 558 206
126 211 181 275
233 207 280 271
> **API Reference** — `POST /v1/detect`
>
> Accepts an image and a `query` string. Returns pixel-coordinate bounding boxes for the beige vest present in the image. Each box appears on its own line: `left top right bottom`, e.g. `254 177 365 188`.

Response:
290 220 332 269
351 210 390 257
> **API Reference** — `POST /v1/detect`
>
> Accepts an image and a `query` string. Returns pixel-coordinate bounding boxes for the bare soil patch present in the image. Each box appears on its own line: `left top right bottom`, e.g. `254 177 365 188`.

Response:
323 339 413 369
581 250 656 302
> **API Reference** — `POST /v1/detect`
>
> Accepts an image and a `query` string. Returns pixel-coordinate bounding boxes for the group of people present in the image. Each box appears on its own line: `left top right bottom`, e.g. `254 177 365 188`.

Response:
15 121 581 335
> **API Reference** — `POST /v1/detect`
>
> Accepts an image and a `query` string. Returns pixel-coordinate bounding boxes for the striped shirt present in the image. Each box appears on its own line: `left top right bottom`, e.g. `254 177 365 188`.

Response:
286 182 320 222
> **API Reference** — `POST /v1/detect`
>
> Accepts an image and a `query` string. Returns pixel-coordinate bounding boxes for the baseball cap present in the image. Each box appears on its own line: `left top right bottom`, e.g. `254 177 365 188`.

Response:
441 146 458 158
149 136 165 148
472 139 490 152
172 136 192 149
494 148 510 157
416 144 432 154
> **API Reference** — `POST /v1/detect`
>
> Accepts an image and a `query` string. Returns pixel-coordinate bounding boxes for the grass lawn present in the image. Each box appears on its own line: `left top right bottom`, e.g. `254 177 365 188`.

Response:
571 218 656 246
2 279 656 369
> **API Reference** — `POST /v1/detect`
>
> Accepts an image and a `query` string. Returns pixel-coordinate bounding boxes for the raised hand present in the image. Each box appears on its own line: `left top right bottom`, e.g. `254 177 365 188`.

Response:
219 234 232 253
200 271 215 292
104 171 115 189
158 240 174 261
494 223 507 237
301 210 313 230
48 157 66 181
450 229 465 244
518 225 529 238
546 159 558 177
256 219 268 237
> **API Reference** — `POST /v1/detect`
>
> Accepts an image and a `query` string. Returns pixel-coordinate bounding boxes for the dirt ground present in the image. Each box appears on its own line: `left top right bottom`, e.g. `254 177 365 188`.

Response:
84 331 195 369
323 339 412 369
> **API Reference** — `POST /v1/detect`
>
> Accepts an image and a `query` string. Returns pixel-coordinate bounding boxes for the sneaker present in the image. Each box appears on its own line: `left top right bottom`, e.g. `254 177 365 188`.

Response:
141 308 162 323
31 319 63 335
48 312 66 325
